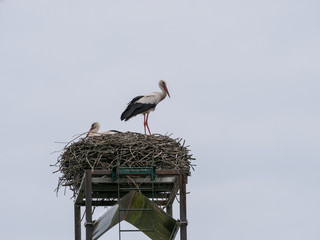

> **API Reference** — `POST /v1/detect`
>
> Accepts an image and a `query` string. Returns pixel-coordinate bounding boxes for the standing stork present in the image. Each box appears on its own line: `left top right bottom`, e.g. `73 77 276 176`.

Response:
120 80 170 135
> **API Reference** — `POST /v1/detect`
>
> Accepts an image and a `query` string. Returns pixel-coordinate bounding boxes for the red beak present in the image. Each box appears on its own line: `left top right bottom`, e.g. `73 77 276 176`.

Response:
86 127 93 137
164 86 170 98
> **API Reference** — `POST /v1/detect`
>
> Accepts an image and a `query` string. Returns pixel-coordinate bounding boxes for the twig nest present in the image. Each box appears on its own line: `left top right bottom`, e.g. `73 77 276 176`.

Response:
54 132 195 194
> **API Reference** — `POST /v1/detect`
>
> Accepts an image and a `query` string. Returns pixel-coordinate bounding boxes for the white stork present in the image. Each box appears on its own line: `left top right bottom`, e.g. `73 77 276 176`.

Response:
86 122 121 137
120 80 170 135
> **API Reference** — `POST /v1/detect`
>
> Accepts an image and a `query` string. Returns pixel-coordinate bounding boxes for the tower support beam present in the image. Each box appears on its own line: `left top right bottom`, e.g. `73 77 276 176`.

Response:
179 172 187 240
85 170 93 240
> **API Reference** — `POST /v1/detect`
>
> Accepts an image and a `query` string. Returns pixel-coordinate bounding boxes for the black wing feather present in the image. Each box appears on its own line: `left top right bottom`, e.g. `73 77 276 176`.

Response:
127 95 144 105
121 97 156 121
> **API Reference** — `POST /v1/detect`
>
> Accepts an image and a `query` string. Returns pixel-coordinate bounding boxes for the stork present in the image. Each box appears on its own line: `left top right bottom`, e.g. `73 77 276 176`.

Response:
120 80 170 135
86 122 121 137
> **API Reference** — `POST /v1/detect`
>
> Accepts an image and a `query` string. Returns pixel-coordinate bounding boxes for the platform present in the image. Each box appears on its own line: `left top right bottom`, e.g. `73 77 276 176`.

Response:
75 169 183 207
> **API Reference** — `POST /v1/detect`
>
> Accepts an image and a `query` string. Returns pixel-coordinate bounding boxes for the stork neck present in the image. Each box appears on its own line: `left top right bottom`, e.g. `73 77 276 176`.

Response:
158 90 166 102
91 128 99 133
160 86 168 99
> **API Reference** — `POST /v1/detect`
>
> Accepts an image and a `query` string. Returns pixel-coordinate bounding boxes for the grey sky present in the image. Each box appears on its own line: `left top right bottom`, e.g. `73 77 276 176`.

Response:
1 0 320 239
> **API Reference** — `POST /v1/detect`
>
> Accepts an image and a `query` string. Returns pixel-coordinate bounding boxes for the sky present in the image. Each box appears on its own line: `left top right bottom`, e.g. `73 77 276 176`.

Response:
1 0 320 239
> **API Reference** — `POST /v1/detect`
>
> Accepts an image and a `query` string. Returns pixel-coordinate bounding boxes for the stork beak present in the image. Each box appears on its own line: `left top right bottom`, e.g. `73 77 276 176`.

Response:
86 127 93 137
165 86 170 98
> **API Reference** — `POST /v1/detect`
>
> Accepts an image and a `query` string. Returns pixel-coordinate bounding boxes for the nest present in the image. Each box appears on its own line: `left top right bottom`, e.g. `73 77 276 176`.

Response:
53 132 195 194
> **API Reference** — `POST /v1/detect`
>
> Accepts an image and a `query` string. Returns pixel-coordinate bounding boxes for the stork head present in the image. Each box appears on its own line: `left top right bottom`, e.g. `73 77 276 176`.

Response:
159 80 170 98
86 122 100 137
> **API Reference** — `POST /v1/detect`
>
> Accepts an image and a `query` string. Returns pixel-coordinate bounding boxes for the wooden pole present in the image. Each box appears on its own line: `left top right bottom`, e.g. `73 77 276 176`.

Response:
85 170 93 240
74 204 81 240
179 172 187 240
166 204 173 217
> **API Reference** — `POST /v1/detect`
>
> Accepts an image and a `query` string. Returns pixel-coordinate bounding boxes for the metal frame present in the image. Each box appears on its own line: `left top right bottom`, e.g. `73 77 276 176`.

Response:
116 158 156 239
74 169 189 240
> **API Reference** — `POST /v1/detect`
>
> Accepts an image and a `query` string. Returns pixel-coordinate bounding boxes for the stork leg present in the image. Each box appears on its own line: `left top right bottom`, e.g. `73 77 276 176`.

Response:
143 113 147 135
145 112 152 135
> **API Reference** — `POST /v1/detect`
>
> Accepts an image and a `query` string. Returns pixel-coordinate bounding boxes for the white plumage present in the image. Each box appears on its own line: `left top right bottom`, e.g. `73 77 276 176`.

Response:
86 122 121 137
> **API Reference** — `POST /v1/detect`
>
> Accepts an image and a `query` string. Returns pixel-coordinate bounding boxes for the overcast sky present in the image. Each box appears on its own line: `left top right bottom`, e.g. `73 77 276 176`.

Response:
1 0 320 239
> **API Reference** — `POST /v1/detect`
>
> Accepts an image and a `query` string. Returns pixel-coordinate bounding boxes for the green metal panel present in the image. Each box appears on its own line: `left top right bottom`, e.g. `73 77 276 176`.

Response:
92 191 179 240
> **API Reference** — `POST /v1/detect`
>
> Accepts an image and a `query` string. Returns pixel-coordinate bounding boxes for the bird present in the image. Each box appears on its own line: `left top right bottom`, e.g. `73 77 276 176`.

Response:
120 80 170 135
86 122 121 137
